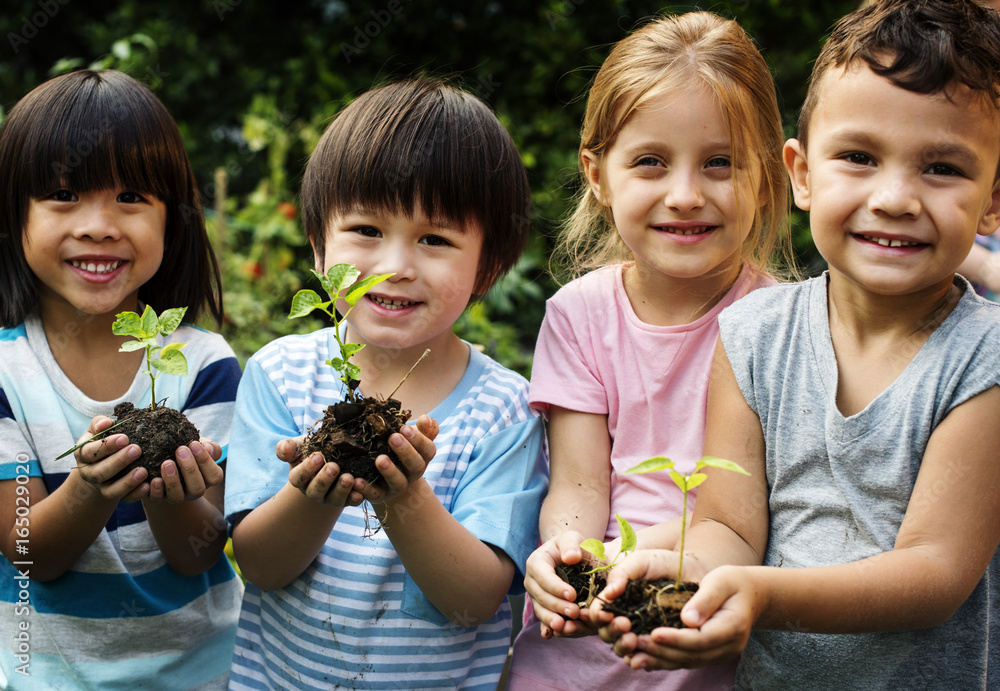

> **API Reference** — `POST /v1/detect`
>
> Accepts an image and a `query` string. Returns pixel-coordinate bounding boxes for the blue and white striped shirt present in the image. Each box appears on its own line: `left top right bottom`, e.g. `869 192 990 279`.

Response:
225 329 547 690
0 313 243 690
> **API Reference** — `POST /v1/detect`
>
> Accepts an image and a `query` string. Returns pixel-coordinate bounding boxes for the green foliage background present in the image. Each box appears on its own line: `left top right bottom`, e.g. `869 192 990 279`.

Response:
1 0 858 375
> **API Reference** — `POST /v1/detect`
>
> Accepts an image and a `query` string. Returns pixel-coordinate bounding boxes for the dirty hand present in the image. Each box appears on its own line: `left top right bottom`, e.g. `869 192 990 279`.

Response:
525 531 604 638
362 415 439 505
145 439 224 504
279 436 366 507
73 415 149 502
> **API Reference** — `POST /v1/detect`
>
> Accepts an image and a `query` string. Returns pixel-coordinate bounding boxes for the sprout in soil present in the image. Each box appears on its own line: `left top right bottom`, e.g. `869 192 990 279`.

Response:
579 513 637 576
625 455 750 586
56 305 191 461
288 264 393 400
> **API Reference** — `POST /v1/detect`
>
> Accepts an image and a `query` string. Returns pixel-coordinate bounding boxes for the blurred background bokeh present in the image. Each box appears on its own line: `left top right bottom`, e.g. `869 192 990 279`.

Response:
1 0 859 375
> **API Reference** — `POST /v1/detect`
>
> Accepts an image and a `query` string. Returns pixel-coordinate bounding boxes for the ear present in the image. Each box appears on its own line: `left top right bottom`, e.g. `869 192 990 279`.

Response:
581 149 608 206
978 177 1000 236
783 138 811 211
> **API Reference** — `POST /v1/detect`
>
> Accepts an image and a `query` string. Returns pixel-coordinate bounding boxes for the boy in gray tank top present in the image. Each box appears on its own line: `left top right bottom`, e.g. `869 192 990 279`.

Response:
592 1 1000 688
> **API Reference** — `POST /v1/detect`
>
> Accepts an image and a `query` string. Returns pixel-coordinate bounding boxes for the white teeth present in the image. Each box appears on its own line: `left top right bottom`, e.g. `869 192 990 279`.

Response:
370 295 414 310
861 234 919 248
668 227 711 235
71 260 121 274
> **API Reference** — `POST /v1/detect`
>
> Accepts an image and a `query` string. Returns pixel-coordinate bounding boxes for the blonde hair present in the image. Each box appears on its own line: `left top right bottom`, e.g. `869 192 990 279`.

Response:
555 11 791 282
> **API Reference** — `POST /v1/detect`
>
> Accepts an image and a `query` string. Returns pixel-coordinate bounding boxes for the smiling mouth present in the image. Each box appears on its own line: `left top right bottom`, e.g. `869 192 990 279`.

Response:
368 294 417 310
70 260 122 274
662 226 715 236
858 234 922 248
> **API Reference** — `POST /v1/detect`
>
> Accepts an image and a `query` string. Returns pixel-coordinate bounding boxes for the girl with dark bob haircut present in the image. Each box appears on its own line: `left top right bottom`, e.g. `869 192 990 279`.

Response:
0 69 222 326
301 77 531 295
0 70 242 688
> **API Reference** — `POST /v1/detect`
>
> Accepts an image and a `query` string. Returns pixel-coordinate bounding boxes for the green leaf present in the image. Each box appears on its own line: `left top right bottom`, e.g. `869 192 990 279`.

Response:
325 357 345 370
344 273 394 307
151 347 189 377
289 290 328 318
686 473 708 491
112 311 143 338
340 342 364 360
157 307 187 336
579 539 606 562
668 470 688 491
118 340 148 353
616 514 637 555
697 456 751 476
625 456 675 475
344 362 361 380
320 264 360 296
139 304 158 336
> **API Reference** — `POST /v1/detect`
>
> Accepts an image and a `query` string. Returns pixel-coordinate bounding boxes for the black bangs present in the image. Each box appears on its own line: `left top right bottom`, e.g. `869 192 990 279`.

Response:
21 71 186 203
321 82 486 228
302 79 531 293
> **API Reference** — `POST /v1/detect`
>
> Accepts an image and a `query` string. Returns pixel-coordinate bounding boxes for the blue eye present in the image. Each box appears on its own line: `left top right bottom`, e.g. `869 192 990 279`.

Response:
635 156 661 168
706 157 731 169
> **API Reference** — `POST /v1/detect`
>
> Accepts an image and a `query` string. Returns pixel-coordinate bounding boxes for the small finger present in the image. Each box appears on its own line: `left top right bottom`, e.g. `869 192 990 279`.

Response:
160 460 187 503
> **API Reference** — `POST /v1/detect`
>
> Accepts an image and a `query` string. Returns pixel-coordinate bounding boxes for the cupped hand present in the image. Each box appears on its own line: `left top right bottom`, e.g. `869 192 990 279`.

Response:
524 531 604 638
361 415 439 505
74 415 149 502
145 439 224 504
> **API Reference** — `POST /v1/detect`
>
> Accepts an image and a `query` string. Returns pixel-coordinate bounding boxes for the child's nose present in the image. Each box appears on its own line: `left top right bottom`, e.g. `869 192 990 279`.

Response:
73 203 122 241
869 172 921 218
662 171 705 213
377 243 418 281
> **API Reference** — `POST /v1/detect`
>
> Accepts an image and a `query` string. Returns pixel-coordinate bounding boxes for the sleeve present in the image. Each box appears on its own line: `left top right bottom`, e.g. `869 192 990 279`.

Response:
718 296 763 418
0 388 40 480
180 334 242 463
223 356 300 523
449 414 548 595
529 296 609 417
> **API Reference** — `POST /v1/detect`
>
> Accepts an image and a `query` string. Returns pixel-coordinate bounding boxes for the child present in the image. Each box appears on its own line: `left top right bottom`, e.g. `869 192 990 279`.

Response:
507 11 791 691
595 1 1000 688
0 70 243 688
223 78 548 690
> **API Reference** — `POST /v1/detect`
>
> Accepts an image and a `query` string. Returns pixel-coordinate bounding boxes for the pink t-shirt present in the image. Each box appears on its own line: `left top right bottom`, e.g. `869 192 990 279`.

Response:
508 262 773 691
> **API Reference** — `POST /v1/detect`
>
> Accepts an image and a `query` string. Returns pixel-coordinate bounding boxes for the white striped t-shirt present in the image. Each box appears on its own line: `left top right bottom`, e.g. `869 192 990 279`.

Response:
225 328 548 690
0 313 244 690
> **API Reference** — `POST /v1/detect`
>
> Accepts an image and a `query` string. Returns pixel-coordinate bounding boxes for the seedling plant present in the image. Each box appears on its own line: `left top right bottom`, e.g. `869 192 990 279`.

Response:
592 455 749 634
58 305 200 482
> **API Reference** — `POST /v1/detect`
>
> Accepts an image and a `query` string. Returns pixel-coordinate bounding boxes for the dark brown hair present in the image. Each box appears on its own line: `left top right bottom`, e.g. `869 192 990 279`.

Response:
300 78 530 295
799 0 1000 147
0 70 222 327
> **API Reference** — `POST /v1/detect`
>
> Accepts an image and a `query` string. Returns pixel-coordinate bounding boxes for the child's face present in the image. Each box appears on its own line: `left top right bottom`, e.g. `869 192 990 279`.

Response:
786 63 1000 298
23 187 166 318
320 206 482 354
584 85 760 288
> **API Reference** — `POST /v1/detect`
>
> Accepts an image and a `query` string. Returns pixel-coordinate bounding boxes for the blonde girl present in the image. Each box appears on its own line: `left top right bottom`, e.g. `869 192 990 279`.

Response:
508 11 791 690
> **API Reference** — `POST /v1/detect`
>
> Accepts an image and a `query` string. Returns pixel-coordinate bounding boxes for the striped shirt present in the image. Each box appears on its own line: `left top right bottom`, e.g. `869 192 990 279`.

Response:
225 329 547 690
0 313 243 690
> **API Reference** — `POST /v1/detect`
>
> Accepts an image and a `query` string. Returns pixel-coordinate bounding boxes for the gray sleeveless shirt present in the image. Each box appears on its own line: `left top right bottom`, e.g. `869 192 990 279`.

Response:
719 274 1000 690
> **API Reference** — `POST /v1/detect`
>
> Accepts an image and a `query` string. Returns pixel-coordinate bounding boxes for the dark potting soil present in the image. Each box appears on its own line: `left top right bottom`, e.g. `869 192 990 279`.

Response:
108 401 200 482
297 396 411 487
602 578 699 633
556 561 608 608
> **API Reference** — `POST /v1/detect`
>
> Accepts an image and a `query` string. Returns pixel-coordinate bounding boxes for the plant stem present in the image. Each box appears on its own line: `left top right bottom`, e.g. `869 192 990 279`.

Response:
676 483 688 588
147 347 157 410
387 349 431 400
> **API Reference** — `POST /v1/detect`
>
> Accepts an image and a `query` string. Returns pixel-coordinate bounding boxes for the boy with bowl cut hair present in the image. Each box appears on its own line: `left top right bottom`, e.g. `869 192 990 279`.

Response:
594 1 1000 688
